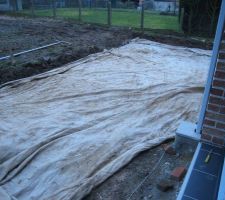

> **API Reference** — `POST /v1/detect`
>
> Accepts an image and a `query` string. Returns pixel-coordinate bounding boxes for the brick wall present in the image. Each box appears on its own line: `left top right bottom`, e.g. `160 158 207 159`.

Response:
201 31 225 146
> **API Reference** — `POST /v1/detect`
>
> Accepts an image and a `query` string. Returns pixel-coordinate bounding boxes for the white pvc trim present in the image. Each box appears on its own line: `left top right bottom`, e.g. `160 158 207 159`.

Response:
217 156 225 200
196 0 225 135
176 143 202 200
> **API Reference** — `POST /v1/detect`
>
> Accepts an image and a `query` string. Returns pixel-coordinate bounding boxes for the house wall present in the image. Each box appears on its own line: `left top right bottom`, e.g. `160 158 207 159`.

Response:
0 0 22 11
16 0 22 10
153 1 176 12
0 0 10 11
201 29 225 146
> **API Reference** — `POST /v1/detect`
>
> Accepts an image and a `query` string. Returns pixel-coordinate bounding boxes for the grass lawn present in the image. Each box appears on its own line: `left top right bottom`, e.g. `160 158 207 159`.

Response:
19 8 179 31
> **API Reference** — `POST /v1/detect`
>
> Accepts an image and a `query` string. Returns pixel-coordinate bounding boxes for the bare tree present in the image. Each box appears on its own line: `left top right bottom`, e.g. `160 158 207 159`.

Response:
180 0 200 34
207 0 220 36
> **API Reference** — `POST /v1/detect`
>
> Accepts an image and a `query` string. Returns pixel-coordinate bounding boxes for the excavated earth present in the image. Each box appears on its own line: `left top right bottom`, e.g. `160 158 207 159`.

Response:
0 15 211 84
0 15 211 200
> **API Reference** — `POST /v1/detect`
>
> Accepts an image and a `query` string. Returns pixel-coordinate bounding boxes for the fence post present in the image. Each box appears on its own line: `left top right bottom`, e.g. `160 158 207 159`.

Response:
31 0 35 18
12 0 18 13
180 8 184 32
52 0 56 18
173 0 176 15
140 3 144 31
107 1 112 26
78 0 82 22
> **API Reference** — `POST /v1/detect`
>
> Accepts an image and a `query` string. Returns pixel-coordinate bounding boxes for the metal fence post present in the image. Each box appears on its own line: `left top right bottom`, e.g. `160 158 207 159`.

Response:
107 1 112 26
52 0 56 18
78 0 82 22
31 0 35 18
140 3 144 31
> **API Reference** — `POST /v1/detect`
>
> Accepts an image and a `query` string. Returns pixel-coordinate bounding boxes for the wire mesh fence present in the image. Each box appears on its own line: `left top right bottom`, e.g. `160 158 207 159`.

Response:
5 0 180 32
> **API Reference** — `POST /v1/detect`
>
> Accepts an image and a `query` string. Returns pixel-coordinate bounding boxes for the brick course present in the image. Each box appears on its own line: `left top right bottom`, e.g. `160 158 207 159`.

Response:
215 70 225 79
207 104 220 112
212 136 225 146
219 51 225 59
217 61 225 71
212 79 225 89
210 88 224 96
201 31 225 146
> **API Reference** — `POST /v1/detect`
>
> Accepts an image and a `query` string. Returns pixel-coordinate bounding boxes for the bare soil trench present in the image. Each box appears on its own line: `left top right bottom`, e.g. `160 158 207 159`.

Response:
0 15 211 85
84 140 195 200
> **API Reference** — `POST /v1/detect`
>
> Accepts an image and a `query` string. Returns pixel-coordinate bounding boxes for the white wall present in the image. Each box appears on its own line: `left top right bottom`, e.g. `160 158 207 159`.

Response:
0 0 22 11
17 0 22 10
154 1 176 12
0 0 10 11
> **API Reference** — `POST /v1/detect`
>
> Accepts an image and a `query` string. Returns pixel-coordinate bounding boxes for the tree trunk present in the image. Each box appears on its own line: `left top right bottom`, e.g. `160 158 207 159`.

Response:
210 9 216 36
188 8 193 34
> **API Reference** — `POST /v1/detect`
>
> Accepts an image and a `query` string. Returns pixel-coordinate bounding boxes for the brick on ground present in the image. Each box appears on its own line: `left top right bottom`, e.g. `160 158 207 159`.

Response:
170 166 187 181
163 144 176 155
156 179 174 192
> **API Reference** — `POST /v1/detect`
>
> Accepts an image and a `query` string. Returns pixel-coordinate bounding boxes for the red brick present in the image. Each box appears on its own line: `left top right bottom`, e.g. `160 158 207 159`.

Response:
220 106 225 114
217 61 225 67
201 132 212 141
207 104 220 112
221 41 225 50
217 68 225 73
170 167 186 181
204 118 215 127
210 88 224 96
217 63 225 72
219 52 225 59
156 179 174 192
163 144 176 155
209 96 224 105
216 122 225 129
212 136 224 146
206 111 225 122
213 80 225 89
202 126 225 137
215 71 225 79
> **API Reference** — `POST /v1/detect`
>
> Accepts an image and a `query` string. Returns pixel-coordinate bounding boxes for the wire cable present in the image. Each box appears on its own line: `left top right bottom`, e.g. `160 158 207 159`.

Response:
127 151 165 200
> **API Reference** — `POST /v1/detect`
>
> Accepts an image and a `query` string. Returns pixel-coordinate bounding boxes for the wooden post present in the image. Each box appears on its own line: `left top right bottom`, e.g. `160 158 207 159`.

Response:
140 3 144 31
173 0 176 15
78 0 82 22
52 0 56 18
12 0 17 13
107 1 112 26
31 0 35 17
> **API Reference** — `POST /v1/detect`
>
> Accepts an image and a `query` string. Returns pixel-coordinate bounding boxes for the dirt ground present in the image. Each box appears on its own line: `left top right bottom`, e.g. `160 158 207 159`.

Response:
0 16 133 84
0 15 203 200
0 15 212 85
83 140 194 200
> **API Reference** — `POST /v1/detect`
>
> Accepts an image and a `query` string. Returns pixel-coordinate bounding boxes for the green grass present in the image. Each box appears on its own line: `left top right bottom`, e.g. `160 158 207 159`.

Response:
144 12 179 30
19 8 179 31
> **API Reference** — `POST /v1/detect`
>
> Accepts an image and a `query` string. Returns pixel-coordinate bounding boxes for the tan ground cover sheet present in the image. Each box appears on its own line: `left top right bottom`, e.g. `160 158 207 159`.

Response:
0 39 210 200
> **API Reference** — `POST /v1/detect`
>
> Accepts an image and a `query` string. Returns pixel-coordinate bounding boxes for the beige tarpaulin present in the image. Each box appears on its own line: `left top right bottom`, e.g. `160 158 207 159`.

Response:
0 39 210 200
